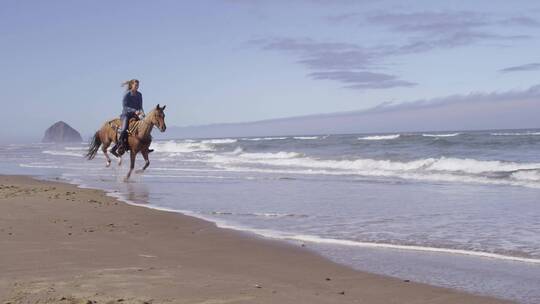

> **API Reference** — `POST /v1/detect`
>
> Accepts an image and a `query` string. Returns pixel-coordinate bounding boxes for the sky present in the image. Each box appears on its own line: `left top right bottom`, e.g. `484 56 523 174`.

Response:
1 0 540 141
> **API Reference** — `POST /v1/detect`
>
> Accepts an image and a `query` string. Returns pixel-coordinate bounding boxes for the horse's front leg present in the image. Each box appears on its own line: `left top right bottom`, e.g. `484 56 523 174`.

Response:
135 149 150 174
124 150 136 182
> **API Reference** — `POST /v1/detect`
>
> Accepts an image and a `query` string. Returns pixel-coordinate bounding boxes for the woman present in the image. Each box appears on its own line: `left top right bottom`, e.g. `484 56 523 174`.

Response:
110 79 145 157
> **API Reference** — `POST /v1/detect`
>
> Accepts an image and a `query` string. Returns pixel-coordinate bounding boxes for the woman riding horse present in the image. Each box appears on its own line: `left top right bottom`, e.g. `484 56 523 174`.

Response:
87 104 167 180
110 79 145 157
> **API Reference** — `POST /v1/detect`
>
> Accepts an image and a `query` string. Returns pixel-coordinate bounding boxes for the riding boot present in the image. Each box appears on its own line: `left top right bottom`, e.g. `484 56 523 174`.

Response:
110 141 120 157
117 131 129 156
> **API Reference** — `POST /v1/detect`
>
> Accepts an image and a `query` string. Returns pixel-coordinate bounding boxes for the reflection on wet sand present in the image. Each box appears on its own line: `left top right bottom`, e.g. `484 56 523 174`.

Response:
121 182 150 205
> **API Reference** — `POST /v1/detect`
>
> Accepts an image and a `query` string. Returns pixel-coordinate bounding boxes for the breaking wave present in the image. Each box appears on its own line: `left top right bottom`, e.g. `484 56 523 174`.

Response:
358 134 400 140
152 140 216 153
293 136 319 140
237 151 304 159
511 170 540 182
422 133 460 137
241 137 288 141
207 152 540 188
200 138 237 144
491 132 540 136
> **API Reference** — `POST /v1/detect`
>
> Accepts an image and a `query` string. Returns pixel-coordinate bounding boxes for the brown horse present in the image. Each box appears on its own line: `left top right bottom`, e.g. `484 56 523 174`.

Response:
87 104 167 180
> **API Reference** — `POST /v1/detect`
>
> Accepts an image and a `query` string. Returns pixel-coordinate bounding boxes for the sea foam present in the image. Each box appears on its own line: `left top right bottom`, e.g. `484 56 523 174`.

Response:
491 132 540 136
207 152 540 188
241 137 288 141
293 136 319 140
152 140 216 153
42 150 83 157
358 134 400 140
422 133 460 137
200 138 237 144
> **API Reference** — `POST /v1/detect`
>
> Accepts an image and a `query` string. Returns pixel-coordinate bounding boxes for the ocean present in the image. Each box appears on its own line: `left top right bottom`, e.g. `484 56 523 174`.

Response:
1 129 539 303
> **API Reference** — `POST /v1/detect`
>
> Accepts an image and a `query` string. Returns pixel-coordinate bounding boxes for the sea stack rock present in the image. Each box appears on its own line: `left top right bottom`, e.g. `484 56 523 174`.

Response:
42 121 83 143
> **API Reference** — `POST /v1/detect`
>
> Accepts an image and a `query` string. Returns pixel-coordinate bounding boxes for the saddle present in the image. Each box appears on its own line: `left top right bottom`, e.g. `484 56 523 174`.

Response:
107 117 141 137
107 115 154 157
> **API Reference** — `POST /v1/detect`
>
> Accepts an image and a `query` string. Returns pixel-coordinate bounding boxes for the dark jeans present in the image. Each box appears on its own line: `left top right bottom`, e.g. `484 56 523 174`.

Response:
120 112 136 133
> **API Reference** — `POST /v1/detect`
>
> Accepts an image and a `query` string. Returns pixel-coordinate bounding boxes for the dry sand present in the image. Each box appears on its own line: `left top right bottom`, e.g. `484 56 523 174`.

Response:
0 175 512 304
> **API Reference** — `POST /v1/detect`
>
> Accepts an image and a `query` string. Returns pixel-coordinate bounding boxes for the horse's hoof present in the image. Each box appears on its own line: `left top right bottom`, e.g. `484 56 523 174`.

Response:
135 169 144 174
106 162 111 168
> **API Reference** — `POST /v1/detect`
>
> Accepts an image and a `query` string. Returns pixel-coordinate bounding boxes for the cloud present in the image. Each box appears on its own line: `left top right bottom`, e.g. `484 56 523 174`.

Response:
499 63 540 73
252 10 534 90
498 16 540 27
251 37 376 70
251 37 410 89
389 32 528 56
362 84 540 114
329 11 531 55
308 71 416 89
326 12 361 24
365 11 489 34
366 11 530 53
255 37 362 54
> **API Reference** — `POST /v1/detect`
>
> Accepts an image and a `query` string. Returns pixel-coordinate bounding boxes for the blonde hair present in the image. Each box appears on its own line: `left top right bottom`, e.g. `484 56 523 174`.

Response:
121 79 139 90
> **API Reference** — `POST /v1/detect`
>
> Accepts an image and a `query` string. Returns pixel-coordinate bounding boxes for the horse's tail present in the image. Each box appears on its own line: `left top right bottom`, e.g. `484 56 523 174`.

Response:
86 131 101 160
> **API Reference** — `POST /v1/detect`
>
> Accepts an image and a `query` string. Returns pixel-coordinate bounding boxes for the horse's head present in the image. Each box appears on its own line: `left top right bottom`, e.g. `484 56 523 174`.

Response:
149 104 167 132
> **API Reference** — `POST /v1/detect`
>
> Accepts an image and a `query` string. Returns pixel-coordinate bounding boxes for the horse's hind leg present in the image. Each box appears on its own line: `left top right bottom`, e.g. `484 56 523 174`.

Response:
101 142 112 167
136 149 150 174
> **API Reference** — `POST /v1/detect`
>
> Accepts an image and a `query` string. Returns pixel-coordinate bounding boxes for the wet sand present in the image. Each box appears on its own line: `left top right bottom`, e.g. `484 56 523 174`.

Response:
0 175 512 304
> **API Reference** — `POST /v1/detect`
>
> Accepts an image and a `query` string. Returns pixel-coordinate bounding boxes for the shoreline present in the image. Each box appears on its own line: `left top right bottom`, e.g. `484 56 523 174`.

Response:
69 174 540 266
0 175 512 303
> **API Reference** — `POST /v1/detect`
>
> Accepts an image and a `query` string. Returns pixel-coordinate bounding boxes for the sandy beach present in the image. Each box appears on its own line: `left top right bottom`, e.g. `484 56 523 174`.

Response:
0 175 511 304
